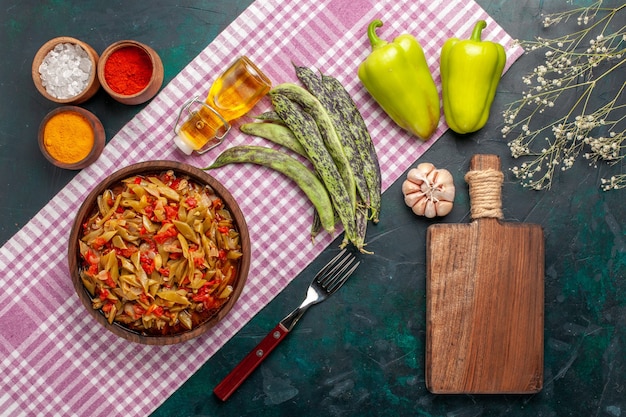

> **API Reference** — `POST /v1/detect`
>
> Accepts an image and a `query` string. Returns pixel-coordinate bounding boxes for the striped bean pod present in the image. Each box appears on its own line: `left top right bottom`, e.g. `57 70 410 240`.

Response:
240 122 308 157
253 110 283 123
270 83 357 214
205 145 335 235
294 65 370 207
322 74 382 223
270 92 359 249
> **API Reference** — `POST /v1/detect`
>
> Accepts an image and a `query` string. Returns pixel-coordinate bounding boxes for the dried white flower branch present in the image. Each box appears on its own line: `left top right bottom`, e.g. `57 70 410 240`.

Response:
502 0 625 190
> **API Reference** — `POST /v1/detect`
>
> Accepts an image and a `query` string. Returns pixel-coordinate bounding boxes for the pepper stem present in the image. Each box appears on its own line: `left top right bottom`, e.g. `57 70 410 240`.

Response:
470 20 487 42
367 19 387 50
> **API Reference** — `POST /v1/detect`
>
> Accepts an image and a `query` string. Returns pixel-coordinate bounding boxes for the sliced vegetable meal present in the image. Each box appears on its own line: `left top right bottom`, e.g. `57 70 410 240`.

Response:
77 170 243 336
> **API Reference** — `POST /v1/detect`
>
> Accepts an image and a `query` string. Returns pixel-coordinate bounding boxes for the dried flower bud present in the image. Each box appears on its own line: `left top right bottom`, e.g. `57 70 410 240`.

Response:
402 163 455 218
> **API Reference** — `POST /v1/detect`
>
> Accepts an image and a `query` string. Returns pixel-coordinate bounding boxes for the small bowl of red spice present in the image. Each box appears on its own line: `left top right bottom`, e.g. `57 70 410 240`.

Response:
98 40 164 105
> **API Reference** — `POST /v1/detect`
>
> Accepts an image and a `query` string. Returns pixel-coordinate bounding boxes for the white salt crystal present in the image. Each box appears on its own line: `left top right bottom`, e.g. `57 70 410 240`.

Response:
39 42 92 99
78 57 91 72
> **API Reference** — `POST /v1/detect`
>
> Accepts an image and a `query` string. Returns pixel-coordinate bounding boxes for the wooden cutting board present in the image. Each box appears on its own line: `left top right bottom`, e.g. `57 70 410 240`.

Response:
425 154 544 394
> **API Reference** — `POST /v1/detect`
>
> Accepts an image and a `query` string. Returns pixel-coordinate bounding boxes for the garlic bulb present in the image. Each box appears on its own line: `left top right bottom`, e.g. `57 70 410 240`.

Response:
402 163 455 218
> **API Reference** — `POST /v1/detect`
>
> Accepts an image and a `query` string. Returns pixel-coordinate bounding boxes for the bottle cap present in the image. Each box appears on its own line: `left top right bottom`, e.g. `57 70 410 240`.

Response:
174 134 194 155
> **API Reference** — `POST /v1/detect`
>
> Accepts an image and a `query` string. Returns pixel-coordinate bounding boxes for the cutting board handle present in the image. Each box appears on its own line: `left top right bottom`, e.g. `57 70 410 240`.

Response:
465 154 504 221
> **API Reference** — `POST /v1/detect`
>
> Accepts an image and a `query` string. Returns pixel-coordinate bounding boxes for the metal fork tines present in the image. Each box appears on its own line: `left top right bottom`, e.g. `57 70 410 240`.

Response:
280 249 360 332
213 249 360 401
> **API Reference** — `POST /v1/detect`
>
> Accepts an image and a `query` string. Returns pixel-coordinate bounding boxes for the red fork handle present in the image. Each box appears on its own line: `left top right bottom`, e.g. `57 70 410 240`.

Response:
213 323 289 401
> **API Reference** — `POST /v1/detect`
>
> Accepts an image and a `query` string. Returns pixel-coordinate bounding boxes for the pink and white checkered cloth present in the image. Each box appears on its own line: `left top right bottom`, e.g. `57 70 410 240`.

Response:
0 1 522 415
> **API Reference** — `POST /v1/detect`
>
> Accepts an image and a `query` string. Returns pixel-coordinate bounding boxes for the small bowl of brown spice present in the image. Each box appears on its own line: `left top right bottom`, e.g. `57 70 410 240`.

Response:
98 40 164 105
38 106 105 170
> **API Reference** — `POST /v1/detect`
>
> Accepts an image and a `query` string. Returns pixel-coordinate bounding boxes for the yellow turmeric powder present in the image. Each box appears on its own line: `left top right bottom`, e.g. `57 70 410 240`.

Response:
43 111 94 164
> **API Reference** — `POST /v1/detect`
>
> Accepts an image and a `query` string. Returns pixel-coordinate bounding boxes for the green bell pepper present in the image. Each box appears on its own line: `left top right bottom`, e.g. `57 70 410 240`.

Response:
440 20 506 134
358 19 440 140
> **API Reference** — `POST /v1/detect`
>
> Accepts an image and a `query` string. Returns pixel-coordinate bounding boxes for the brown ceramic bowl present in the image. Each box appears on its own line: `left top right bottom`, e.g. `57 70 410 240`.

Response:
97 40 164 105
38 106 105 170
68 161 251 345
32 36 100 104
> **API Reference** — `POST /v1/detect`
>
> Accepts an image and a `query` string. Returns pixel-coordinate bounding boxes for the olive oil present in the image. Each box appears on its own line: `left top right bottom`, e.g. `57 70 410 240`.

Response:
175 56 271 155
176 105 230 152
207 57 271 121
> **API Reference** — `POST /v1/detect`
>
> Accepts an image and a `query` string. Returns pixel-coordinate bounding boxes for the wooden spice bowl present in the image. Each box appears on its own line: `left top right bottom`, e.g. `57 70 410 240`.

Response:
38 106 105 170
97 40 164 105
32 36 100 104
67 161 251 345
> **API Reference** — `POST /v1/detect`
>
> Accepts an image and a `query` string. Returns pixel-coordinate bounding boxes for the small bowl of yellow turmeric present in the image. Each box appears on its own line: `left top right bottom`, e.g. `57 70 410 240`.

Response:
38 106 105 170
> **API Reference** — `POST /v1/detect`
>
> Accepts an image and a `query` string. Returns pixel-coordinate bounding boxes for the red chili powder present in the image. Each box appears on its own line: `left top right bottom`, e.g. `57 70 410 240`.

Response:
104 46 153 95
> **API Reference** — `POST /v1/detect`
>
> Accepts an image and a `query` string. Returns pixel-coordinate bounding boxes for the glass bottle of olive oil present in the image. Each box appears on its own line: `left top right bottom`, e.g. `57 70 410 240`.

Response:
175 56 271 155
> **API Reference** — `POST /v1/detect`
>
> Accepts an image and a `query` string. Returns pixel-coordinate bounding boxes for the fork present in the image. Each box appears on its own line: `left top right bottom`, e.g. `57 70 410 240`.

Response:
213 248 360 401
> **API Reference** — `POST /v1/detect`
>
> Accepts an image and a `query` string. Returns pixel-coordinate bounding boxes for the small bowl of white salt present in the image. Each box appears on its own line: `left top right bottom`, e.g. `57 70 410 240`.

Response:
32 36 100 104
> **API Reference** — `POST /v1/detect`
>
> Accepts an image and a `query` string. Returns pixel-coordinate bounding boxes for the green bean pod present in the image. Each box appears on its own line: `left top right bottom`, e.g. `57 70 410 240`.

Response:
294 65 370 206
253 111 283 123
310 210 323 243
354 204 372 254
205 145 335 234
322 74 382 223
240 122 307 157
270 83 357 214
270 92 358 248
